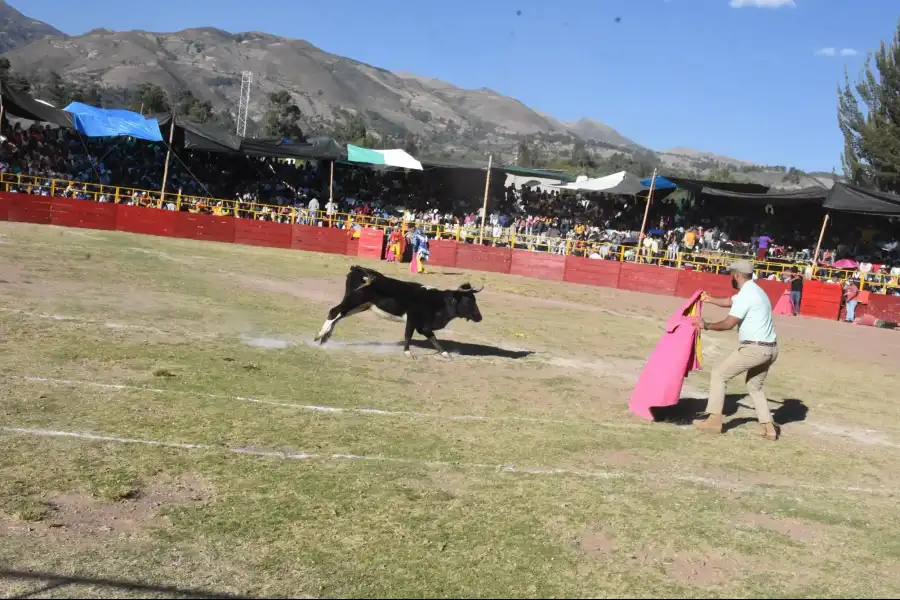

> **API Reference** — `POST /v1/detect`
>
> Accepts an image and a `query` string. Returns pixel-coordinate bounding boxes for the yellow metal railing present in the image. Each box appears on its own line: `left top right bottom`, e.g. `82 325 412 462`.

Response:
3 171 896 292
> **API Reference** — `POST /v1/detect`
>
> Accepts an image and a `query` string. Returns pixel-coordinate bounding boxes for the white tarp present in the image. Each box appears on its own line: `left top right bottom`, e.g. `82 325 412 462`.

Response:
380 149 423 170
556 171 647 195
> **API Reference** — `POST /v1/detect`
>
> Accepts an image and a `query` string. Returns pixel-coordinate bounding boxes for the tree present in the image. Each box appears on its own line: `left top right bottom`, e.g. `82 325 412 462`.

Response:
263 90 304 141
0 57 31 93
331 113 367 144
838 20 900 194
130 83 170 114
570 138 594 169
174 90 213 124
516 137 535 167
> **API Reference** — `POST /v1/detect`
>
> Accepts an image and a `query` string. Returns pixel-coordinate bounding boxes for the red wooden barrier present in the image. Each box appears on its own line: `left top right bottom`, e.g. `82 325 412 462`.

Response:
867 294 900 323
563 257 622 288
233 219 292 249
0 193 886 325
50 198 117 231
510 250 565 281
174 212 236 244
755 279 789 308
455 244 512 274
799 280 842 320
290 224 349 255
116 205 178 237
618 262 679 296
7 194 51 224
428 239 459 267
674 270 732 299
356 228 384 260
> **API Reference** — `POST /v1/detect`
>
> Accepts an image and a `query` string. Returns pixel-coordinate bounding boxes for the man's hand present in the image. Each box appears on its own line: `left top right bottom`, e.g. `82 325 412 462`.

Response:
693 315 705 331
700 292 710 303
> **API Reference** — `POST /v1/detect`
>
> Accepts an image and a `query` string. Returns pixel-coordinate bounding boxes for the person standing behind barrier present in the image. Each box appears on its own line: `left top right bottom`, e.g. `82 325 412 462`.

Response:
844 281 860 323
693 259 779 441
789 267 804 316
757 233 773 262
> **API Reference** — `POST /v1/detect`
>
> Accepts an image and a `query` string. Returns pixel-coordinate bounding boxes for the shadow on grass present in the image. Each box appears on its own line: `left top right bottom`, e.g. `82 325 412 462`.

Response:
651 395 809 430
346 339 534 360
0 568 254 599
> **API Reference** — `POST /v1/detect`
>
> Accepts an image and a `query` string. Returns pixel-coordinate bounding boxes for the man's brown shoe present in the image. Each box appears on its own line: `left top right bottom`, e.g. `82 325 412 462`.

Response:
693 414 723 434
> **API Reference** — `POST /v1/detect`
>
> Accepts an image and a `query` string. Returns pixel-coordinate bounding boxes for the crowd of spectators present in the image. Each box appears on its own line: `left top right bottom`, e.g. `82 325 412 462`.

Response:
2 119 898 294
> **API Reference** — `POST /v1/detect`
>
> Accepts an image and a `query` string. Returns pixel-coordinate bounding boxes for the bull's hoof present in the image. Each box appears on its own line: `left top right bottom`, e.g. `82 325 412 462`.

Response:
440 351 453 360
404 350 416 360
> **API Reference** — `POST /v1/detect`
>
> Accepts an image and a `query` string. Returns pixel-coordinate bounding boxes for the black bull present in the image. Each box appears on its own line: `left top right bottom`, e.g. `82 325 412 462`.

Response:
314 266 483 359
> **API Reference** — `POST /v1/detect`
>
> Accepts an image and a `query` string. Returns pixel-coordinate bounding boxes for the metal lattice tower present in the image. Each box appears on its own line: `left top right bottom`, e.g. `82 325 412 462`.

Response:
236 71 252 137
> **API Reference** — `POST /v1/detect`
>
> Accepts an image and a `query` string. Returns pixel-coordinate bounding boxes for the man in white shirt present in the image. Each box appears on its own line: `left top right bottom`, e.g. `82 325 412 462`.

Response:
693 259 779 441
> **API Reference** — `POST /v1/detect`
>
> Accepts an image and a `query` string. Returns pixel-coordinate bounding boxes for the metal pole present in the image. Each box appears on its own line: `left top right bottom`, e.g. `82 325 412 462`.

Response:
479 154 493 244
159 115 176 206
638 168 657 243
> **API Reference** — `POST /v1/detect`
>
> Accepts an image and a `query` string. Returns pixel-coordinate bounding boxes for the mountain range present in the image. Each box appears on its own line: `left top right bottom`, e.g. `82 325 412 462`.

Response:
0 0 838 188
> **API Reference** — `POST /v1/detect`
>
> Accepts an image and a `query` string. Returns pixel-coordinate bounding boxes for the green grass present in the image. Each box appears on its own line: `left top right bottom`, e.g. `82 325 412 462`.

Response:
1 222 900 598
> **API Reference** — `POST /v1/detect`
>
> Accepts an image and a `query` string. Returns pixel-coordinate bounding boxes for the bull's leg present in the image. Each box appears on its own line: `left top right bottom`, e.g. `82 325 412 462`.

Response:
315 301 370 344
424 331 452 360
402 318 417 360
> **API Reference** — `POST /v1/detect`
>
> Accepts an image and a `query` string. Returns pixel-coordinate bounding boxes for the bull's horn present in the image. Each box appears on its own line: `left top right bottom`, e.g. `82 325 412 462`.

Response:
471 285 484 293
458 283 483 293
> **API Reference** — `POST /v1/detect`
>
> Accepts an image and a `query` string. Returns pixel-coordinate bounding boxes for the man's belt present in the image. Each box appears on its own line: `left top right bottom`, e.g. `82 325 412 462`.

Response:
741 340 777 347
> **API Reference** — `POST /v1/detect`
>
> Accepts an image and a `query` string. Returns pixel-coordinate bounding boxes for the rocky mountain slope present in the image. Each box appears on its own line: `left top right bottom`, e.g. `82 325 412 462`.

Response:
0 2 838 188
0 0 63 53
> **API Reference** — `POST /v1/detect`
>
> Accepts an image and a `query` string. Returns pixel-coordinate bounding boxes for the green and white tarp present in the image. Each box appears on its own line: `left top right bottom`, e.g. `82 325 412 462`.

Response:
346 144 423 170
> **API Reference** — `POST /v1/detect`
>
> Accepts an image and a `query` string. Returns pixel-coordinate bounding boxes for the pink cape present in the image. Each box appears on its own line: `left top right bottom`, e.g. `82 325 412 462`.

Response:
773 291 792 316
629 290 704 421
409 252 419 274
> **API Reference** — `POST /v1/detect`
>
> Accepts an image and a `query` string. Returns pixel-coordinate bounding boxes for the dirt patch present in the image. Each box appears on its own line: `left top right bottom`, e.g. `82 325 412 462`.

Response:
232 274 342 305
1 473 213 541
630 544 740 587
126 247 195 265
577 530 616 557
740 512 823 543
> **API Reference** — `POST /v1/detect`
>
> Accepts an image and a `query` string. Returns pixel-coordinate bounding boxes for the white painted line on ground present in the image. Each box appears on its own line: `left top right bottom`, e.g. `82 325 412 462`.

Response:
0 425 890 496
21 375 644 430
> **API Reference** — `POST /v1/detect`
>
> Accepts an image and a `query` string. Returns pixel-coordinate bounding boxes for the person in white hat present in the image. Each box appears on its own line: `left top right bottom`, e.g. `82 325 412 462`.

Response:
693 259 779 441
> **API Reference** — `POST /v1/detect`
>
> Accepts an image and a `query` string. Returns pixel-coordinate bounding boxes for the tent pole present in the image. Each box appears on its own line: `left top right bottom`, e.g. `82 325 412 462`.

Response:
812 212 829 269
159 116 176 207
638 168 658 244
479 154 493 244
329 160 334 201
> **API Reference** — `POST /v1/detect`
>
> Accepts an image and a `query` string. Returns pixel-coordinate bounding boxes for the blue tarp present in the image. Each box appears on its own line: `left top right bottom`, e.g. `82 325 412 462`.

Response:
64 102 164 142
640 175 677 190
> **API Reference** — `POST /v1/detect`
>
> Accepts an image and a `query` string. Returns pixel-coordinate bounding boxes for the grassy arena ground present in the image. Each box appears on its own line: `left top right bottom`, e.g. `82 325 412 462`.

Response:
1 223 900 598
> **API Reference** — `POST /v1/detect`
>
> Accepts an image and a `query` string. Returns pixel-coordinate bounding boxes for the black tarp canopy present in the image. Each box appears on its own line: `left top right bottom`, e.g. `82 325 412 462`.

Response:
665 176 769 195
697 185 829 206
240 136 344 160
1 85 74 128
823 183 900 216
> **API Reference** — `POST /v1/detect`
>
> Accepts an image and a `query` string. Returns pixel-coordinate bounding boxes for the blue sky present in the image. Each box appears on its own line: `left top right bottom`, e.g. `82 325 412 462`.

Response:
17 0 899 172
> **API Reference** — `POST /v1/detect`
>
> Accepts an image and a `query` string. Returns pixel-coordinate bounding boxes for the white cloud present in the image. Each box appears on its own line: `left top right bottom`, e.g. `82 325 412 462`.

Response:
815 47 859 57
729 0 795 7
